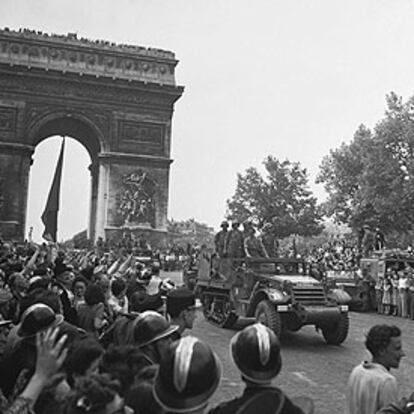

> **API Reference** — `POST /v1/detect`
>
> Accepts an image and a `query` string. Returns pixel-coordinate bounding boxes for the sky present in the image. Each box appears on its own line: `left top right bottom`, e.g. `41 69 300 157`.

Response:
2 0 414 241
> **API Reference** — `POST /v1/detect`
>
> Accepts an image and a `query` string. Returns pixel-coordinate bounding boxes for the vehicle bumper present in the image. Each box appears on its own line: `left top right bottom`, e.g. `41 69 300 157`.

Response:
277 304 347 325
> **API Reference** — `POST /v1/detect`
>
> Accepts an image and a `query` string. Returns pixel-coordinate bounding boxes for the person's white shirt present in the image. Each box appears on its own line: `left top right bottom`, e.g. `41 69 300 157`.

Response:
347 361 398 414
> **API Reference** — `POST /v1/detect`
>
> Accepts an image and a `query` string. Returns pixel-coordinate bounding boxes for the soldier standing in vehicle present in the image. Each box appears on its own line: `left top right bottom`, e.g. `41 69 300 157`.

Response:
260 223 279 258
244 226 268 258
214 221 229 258
225 221 244 258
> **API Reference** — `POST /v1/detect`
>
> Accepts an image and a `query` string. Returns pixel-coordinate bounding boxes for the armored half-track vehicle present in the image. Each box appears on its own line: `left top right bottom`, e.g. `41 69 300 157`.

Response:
196 249 349 345
325 269 374 312
360 249 414 281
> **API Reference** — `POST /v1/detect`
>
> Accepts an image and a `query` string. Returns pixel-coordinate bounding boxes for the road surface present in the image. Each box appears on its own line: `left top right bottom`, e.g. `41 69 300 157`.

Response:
162 270 414 413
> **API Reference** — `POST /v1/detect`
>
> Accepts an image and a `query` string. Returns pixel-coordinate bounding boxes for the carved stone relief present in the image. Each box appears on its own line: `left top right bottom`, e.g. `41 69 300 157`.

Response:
117 169 157 228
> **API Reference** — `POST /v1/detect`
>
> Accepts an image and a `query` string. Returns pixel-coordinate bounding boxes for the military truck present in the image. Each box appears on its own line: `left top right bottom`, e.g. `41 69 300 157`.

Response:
360 249 414 282
196 249 349 345
324 269 373 312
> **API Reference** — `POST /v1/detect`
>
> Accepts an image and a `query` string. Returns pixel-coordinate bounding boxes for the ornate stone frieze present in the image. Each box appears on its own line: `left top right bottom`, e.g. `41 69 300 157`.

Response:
0 28 180 86
0 73 180 109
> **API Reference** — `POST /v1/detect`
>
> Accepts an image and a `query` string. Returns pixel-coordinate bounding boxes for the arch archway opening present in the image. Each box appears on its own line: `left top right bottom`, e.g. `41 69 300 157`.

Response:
26 135 92 243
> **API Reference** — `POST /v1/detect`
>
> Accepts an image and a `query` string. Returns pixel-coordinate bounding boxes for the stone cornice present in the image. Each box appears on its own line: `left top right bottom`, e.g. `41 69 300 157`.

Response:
98 151 173 167
0 67 184 108
0 28 180 86
0 141 34 154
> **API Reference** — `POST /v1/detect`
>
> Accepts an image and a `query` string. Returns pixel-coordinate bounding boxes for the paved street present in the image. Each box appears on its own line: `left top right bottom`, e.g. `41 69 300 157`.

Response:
162 271 414 413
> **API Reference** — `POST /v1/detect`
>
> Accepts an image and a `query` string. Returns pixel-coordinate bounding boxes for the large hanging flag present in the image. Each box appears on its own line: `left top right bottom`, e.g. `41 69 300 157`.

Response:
41 137 65 242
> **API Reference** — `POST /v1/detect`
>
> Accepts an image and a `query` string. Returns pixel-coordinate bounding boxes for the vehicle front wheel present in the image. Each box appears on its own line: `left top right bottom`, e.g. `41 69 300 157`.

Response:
321 313 349 345
254 300 282 338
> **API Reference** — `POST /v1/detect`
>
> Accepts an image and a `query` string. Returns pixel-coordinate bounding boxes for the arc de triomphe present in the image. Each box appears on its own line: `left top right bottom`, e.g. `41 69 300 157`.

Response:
0 28 183 244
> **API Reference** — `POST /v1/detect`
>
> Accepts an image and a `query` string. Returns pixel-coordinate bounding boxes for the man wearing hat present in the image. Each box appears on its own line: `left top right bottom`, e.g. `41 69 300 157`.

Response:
133 310 179 373
210 323 306 414
52 269 78 325
166 288 197 341
154 336 221 414
214 221 229 258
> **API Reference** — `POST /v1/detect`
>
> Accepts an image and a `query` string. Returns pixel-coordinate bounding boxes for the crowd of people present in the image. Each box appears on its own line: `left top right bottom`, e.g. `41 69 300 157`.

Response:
0 236 316 414
1 227 414 413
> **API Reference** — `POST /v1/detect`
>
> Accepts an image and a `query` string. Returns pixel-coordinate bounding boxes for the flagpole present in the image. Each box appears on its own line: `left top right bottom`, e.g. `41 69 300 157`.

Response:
41 137 65 242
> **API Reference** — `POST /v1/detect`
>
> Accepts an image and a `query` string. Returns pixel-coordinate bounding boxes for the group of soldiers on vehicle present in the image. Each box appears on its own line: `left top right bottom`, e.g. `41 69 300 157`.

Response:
214 220 278 259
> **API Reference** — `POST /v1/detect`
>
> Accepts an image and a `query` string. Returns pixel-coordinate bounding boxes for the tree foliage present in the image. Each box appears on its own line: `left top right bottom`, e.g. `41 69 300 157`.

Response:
317 92 414 234
227 156 323 238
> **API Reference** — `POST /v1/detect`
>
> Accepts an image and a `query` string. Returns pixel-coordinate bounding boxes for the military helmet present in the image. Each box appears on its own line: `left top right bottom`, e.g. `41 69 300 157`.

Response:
230 323 282 384
133 311 178 347
18 303 64 338
154 336 221 413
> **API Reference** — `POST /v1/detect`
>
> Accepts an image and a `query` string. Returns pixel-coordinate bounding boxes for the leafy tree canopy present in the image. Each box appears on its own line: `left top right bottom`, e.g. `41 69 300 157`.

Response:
317 92 414 234
227 156 324 238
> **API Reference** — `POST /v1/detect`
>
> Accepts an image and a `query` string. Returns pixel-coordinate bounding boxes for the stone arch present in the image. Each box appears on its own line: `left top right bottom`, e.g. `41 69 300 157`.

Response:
27 113 104 241
0 28 183 244
28 111 106 157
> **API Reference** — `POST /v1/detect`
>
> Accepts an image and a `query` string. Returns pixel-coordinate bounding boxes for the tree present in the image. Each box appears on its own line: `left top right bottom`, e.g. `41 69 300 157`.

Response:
317 124 373 225
227 156 324 238
317 92 414 234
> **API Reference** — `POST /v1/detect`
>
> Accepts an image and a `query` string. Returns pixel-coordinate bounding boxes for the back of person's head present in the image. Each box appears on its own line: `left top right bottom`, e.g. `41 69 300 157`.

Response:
84 284 106 306
111 278 126 298
65 338 104 386
154 336 221 413
126 378 162 414
64 373 121 414
230 323 282 384
166 288 195 319
34 373 70 414
129 290 163 313
28 276 51 292
100 345 144 395
20 288 62 318
365 324 401 357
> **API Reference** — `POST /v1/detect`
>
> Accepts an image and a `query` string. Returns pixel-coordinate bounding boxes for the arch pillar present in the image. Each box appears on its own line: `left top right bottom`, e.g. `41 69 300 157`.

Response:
0 142 33 240
97 152 173 247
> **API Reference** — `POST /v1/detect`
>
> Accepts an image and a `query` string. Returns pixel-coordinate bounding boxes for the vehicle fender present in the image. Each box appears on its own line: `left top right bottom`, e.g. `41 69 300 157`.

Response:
329 288 352 304
253 287 288 305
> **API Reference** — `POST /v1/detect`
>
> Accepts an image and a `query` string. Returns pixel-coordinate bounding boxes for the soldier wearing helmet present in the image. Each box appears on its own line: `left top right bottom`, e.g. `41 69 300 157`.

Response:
209 323 310 414
244 227 268 258
132 310 179 373
260 223 279 258
154 336 221 414
224 220 244 259
214 221 229 258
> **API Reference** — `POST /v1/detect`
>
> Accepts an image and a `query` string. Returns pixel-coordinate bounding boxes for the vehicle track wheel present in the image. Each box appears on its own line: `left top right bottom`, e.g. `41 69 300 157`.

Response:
254 300 282 338
322 313 349 345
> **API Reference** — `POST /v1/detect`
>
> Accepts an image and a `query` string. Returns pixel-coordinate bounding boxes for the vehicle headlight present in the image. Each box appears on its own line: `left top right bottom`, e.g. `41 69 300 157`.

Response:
268 290 286 302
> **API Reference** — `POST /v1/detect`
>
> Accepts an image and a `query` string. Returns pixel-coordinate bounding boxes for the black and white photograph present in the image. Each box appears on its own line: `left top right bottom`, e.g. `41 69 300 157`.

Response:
0 1 414 413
